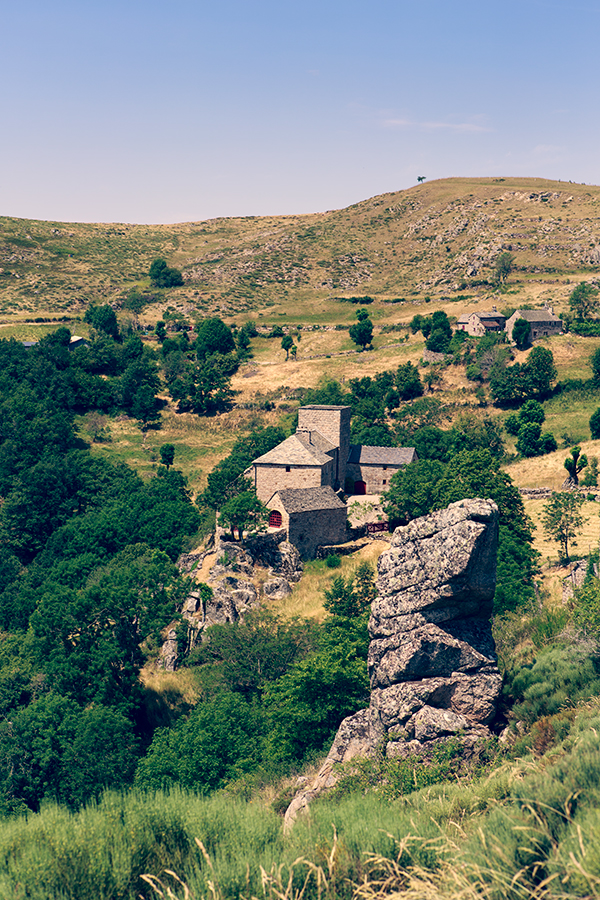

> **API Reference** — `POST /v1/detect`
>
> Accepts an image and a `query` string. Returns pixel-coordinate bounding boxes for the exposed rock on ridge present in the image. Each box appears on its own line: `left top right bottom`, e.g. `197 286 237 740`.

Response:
285 498 501 829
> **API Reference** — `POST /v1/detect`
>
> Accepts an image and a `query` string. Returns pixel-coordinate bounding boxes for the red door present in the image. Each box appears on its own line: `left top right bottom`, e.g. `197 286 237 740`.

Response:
354 480 367 495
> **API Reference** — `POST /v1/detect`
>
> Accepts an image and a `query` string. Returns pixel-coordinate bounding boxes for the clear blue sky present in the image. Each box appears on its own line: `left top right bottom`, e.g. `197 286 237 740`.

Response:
2 0 599 223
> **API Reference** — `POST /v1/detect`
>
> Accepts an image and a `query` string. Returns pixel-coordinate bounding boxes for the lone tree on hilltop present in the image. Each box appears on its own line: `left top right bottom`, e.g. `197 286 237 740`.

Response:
542 492 585 563
417 176 426 183
564 445 588 486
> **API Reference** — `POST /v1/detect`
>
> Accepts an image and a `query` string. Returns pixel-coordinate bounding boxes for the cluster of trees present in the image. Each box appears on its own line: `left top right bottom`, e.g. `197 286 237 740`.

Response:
489 346 557 404
0 334 203 811
149 258 184 288
505 400 557 457
410 310 456 354
136 565 375 791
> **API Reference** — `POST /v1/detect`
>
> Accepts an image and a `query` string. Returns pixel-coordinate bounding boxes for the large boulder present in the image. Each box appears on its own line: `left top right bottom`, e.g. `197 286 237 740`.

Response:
284 499 502 830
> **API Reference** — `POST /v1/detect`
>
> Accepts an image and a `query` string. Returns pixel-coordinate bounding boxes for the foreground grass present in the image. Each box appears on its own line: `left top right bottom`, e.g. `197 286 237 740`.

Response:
1 698 599 900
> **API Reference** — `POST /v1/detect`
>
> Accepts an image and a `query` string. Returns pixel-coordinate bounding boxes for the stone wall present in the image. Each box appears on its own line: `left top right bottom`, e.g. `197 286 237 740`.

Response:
346 462 396 494
298 405 351 488
255 462 332 504
288 506 347 559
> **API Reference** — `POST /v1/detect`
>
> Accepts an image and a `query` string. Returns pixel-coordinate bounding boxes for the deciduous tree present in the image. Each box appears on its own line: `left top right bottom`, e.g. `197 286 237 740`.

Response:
542 492 585 562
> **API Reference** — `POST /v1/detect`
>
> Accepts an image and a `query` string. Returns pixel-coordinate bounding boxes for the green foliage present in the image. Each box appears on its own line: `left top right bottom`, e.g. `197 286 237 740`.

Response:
349 315 373 350
490 345 557 404
582 455 599 486
149 258 184 288
84 304 121 341
573 576 600 637
512 316 531 349
325 554 341 568
505 646 600 727
219 491 269 540
194 317 236 359
569 281 599 320
564 444 588 485
135 692 264 793
281 334 294 359
495 251 515 284
395 361 423 400
160 443 175 469
590 407 600 438
541 491 585 562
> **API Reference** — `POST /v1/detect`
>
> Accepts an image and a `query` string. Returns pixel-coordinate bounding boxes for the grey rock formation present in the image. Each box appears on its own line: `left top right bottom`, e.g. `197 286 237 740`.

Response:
262 577 292 600
284 498 501 830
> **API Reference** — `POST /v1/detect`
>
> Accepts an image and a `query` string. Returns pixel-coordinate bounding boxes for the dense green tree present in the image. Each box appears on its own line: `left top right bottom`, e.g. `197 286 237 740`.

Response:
396 362 423 400
569 282 599 320
160 444 175 470
155 321 167 343
590 407 600 439
349 316 374 350
542 492 585 562
281 334 294 360
84 305 121 341
526 346 557 398
134 692 263 793
149 258 184 288
194 317 236 359
202 426 286 510
516 422 543 457
219 491 269 540
512 317 531 349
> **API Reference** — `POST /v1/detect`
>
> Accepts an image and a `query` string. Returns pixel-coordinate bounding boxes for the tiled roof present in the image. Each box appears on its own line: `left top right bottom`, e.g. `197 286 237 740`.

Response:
252 433 331 467
295 429 336 454
347 445 417 466
271 486 346 513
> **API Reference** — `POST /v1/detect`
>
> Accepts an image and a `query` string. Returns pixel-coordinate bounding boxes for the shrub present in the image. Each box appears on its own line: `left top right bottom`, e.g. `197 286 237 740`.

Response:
325 554 341 568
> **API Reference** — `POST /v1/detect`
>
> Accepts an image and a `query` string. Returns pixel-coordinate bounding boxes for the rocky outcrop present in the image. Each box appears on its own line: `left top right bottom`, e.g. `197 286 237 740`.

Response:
284 499 501 830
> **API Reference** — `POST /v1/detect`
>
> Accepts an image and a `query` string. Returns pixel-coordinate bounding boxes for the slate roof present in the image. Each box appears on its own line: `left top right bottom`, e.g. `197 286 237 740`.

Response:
513 309 562 323
347 445 417 466
271 486 346 513
252 433 332 467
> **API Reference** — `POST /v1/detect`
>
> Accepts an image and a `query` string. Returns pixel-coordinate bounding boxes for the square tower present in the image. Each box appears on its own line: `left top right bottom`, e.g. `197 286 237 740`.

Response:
297 405 351 490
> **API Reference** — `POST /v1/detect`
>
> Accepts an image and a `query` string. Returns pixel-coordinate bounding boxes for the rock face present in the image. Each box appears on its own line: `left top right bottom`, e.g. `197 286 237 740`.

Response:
284 499 501 830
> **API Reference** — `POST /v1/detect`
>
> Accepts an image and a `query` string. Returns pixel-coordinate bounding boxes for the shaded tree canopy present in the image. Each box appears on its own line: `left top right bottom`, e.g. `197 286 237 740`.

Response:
149 258 184 288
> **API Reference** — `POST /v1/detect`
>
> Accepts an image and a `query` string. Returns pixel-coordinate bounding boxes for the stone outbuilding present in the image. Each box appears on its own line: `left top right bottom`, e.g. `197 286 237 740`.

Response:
505 307 562 342
346 445 418 495
456 310 506 336
266 486 347 559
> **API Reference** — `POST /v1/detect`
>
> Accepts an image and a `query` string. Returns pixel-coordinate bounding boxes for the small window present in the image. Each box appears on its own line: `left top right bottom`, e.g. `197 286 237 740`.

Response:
383 466 387 471
383 479 387 485
285 466 291 473
269 510 282 528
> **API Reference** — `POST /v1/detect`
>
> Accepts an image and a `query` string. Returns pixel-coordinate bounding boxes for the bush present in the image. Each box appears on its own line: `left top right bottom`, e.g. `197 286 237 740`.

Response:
326 554 341 568
590 407 600 438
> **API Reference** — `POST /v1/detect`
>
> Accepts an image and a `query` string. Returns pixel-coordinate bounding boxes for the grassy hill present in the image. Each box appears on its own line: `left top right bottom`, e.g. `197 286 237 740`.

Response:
2 176 599 324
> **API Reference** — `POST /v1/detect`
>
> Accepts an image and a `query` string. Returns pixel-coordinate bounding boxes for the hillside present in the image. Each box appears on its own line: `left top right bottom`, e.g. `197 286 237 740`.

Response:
1 177 599 322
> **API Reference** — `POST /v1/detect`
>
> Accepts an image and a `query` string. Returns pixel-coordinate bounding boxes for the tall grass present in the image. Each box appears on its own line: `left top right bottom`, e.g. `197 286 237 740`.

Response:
1 701 600 899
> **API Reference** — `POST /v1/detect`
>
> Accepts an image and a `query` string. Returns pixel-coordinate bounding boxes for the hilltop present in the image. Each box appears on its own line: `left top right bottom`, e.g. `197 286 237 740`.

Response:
1 176 599 321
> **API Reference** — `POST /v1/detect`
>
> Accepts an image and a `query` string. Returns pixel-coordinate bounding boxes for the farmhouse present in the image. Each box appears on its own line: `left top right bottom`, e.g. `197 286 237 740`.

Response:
246 404 417 556
505 307 563 342
456 310 506 336
267 487 347 559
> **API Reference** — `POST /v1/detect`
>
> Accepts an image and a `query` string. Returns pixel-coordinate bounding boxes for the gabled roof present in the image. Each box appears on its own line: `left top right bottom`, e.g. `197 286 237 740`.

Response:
513 309 562 323
252 433 332 467
271 486 346 513
347 445 418 466
295 429 336 454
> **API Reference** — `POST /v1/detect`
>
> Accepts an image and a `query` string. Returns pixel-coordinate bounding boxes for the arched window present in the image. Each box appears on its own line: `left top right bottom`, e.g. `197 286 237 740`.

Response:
269 510 282 528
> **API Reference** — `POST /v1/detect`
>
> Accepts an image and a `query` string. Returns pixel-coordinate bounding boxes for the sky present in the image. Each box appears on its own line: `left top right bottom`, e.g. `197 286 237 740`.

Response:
1 0 599 224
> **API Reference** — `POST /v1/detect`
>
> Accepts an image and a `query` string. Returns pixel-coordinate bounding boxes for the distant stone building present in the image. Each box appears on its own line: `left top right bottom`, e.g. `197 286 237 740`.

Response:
246 404 416 557
456 310 506 336
346 445 418 495
267 487 347 559
505 307 563 342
